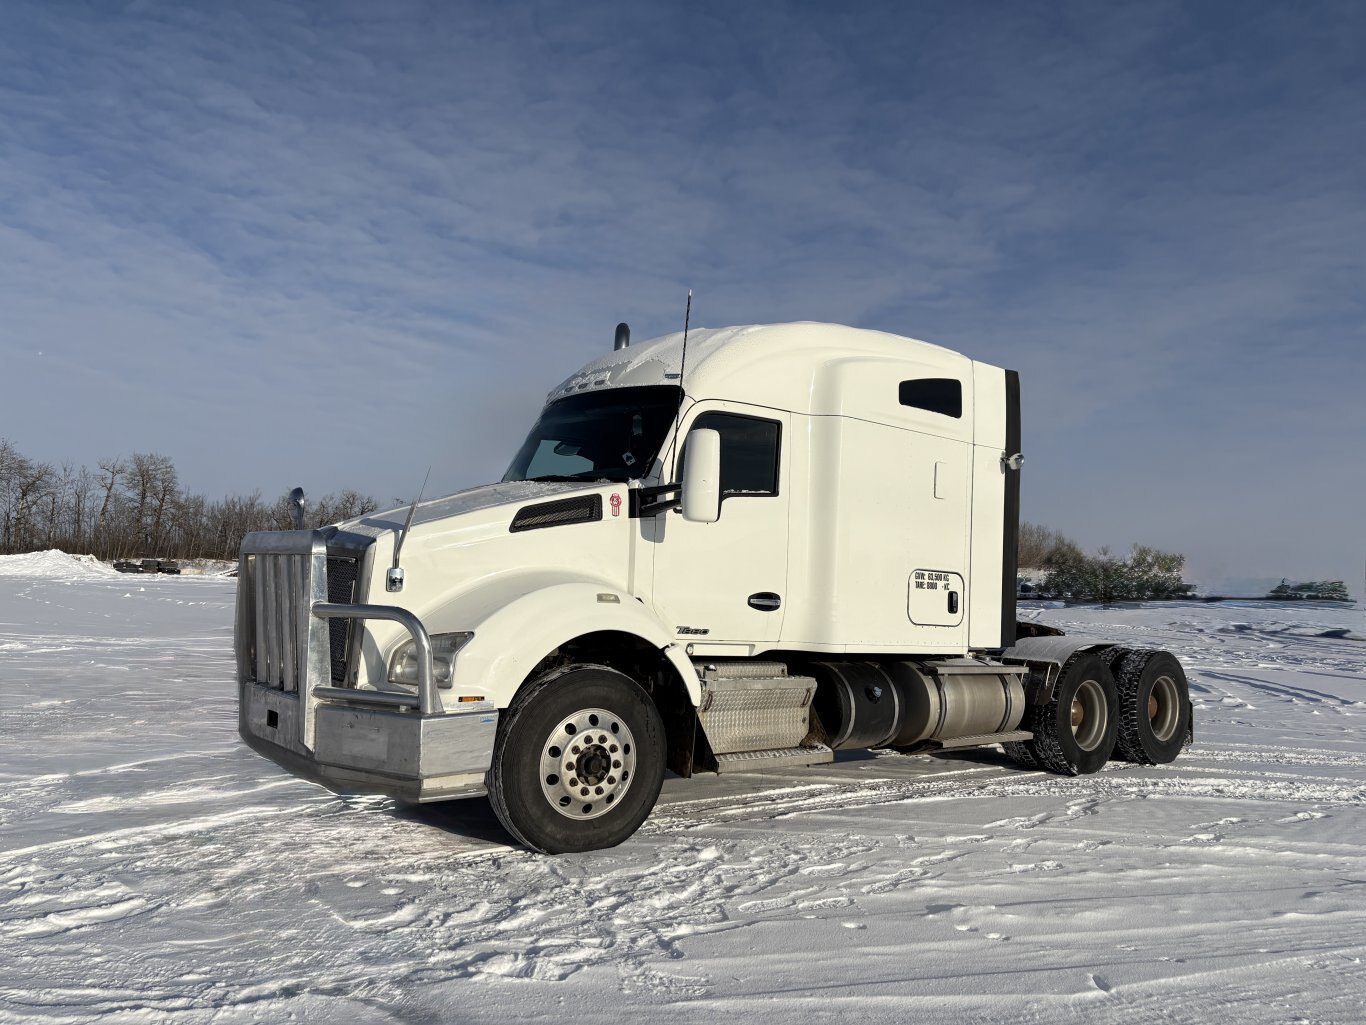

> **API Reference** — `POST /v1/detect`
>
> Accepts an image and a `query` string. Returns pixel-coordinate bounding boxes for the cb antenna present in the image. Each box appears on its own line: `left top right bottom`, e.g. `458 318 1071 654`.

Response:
666 289 693 480
678 288 692 391
388 467 430 593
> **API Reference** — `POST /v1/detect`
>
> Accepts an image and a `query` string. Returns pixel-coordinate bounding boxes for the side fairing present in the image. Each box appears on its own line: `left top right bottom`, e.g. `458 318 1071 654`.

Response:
967 362 1018 651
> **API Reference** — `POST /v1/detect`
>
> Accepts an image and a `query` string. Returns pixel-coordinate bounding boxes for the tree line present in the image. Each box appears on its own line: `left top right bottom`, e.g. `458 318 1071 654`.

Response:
1018 521 1190 602
0 439 379 561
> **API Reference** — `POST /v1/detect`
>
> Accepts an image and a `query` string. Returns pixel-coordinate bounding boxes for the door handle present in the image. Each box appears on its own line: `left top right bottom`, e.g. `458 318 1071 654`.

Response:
947 590 959 615
748 592 782 611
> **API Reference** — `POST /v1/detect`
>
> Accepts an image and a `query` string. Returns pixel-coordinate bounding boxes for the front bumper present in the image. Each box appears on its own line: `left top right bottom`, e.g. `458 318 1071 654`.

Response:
236 529 498 803
239 678 497 801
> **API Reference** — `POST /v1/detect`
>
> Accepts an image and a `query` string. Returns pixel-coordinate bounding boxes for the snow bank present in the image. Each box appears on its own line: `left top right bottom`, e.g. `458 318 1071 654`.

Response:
0 549 119 579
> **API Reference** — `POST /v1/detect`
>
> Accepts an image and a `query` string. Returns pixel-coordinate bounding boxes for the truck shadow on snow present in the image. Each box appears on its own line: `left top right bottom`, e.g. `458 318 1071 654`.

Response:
386 750 1024 851
392 796 519 847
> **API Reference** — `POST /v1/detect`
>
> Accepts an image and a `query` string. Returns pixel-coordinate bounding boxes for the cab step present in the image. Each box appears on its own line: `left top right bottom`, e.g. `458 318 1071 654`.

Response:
928 730 1033 751
714 744 835 773
699 660 791 681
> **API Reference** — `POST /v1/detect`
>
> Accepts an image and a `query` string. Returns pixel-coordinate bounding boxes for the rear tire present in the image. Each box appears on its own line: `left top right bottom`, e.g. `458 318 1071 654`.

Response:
1002 739 1039 769
1111 649 1190 765
1099 644 1129 677
487 664 665 854
1021 651 1118 775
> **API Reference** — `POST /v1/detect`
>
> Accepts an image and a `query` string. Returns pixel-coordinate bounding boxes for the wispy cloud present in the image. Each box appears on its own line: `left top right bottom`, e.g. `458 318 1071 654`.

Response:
0 0 1361 587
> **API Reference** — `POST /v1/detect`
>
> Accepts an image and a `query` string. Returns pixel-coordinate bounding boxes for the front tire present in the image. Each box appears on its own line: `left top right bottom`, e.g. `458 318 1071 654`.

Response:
487 664 665 854
1021 651 1119 775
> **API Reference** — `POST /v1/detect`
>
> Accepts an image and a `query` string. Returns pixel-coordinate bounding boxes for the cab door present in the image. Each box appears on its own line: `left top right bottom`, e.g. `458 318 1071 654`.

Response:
647 403 789 647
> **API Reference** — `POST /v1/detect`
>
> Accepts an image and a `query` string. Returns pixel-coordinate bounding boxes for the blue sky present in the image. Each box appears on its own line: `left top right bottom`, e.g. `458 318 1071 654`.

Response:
1 0 1362 593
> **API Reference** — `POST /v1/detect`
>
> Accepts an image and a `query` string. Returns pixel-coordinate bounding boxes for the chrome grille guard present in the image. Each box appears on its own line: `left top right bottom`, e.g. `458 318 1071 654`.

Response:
236 530 438 751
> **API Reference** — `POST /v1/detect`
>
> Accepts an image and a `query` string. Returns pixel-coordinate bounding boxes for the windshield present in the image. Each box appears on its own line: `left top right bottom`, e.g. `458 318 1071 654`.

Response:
504 385 683 484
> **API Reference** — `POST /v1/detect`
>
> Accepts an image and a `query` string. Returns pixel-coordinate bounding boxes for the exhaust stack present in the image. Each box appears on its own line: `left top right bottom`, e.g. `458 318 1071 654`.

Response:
614 322 630 350
288 487 306 529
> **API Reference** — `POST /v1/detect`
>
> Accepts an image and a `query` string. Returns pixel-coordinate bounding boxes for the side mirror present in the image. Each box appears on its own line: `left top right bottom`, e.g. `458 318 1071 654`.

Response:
680 428 721 523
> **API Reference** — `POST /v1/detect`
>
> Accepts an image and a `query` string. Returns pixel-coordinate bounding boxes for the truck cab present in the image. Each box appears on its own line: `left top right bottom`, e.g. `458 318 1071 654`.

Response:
236 322 1189 853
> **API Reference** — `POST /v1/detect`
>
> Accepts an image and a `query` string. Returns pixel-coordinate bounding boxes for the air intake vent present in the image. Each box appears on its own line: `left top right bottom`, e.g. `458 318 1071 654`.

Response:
325 556 359 682
510 494 603 533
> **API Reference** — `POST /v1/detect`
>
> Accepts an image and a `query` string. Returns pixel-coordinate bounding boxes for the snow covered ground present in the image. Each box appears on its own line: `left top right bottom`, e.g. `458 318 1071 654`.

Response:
1 556 1363 1024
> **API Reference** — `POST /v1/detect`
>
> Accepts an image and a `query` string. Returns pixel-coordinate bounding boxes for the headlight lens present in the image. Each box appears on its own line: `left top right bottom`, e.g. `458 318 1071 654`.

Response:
387 631 474 688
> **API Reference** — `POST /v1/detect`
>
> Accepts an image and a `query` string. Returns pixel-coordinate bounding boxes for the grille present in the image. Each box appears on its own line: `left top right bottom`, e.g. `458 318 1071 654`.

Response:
326 556 359 683
246 551 310 692
509 494 602 533
235 536 370 699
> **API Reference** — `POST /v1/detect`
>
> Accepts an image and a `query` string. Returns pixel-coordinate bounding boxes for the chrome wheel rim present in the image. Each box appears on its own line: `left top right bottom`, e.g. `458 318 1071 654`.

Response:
1070 679 1107 752
1149 675 1181 742
539 708 636 820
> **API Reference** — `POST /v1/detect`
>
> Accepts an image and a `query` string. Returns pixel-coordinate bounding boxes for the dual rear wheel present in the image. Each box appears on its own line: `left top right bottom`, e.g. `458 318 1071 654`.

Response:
1005 647 1189 775
1107 648 1191 765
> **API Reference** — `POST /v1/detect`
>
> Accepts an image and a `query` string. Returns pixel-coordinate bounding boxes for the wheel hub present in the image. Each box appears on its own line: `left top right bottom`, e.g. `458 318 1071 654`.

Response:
1069 678 1107 752
539 708 637 820
1148 675 1181 742
576 745 611 786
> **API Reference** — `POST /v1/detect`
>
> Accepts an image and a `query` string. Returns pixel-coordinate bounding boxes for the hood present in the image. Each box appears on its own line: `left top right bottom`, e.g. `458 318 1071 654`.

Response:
336 480 600 541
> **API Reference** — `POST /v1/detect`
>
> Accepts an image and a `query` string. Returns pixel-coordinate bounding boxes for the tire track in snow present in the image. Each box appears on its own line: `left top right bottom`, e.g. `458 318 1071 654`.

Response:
0 806 301 863
1201 670 1366 710
644 756 1365 841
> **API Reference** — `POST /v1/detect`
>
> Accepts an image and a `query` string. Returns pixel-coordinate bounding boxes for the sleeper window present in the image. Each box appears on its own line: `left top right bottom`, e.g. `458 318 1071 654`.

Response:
899 378 962 419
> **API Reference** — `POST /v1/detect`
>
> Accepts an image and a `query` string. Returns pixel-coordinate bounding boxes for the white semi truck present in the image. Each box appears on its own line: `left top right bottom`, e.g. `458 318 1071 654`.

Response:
235 322 1192 853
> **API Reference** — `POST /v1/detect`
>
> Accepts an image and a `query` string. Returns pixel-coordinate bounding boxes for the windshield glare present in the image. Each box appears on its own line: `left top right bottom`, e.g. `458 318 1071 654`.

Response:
504 386 682 484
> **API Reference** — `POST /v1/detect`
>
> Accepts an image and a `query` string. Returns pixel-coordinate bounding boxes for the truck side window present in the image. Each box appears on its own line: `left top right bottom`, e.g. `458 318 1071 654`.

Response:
899 378 962 418
691 412 780 497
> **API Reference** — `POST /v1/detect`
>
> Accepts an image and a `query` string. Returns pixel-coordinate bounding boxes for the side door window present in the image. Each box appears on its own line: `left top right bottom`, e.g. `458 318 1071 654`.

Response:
689 412 781 498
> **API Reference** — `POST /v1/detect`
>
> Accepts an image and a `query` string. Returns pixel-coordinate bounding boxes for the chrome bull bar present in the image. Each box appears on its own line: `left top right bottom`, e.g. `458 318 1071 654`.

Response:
311 603 437 714
237 530 437 752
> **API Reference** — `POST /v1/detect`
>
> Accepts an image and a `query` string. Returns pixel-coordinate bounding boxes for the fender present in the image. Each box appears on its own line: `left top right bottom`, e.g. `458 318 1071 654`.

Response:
447 581 700 707
1000 634 1116 703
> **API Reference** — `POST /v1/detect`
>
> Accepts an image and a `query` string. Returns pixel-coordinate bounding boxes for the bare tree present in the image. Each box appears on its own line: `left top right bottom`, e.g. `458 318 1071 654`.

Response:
172 492 207 559
12 456 54 553
325 489 378 522
94 457 124 558
69 465 98 552
123 454 158 555
0 439 22 551
148 456 179 554
0 439 382 562
1018 522 1080 569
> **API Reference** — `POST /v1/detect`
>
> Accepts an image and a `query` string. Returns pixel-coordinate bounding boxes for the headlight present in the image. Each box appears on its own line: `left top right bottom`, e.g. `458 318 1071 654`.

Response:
387 631 474 688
